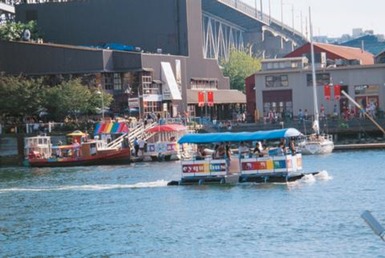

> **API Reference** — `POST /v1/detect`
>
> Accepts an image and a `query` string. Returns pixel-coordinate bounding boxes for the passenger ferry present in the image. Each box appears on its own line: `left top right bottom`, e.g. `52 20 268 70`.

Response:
24 122 131 167
168 128 319 185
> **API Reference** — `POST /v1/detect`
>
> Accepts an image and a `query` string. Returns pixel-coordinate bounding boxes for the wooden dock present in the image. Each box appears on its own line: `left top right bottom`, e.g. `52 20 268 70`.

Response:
334 142 385 151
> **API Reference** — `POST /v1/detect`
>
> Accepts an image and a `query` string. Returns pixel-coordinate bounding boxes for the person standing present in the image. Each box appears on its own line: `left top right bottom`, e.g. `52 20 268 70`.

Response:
134 137 139 157
138 138 146 157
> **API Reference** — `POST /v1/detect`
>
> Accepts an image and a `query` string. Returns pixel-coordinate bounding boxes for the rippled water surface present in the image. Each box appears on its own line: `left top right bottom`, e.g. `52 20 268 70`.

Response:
1 150 385 257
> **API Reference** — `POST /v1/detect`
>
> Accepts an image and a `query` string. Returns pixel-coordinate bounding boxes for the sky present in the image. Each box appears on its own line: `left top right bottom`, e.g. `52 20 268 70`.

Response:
243 0 385 38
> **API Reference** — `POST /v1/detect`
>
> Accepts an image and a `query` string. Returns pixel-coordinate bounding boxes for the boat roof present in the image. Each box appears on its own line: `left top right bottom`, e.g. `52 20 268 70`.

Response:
67 130 87 136
146 123 187 133
178 128 302 144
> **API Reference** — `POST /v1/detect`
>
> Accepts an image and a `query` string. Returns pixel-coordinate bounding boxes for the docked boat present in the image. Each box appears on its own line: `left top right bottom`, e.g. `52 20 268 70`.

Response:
298 9 334 155
168 128 320 186
298 133 334 155
137 123 188 161
24 122 131 167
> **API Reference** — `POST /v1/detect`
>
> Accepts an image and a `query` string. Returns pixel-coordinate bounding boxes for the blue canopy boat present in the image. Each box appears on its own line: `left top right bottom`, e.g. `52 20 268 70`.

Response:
168 128 319 186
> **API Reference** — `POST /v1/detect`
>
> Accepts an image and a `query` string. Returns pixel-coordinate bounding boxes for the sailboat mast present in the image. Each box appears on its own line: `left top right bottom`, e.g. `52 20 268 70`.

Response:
309 7 320 134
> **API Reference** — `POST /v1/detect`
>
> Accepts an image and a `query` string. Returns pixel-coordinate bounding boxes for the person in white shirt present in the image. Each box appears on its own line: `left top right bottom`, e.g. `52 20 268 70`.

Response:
138 138 146 156
238 141 249 157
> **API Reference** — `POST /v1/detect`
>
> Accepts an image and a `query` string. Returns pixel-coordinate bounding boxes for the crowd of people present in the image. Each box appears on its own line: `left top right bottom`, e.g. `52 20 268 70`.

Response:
193 137 298 161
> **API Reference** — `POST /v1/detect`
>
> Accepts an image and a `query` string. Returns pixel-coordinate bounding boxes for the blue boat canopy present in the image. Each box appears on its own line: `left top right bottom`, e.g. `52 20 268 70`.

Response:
178 128 302 144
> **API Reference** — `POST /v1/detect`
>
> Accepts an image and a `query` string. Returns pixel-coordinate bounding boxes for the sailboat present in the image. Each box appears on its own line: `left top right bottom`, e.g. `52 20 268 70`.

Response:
298 7 334 155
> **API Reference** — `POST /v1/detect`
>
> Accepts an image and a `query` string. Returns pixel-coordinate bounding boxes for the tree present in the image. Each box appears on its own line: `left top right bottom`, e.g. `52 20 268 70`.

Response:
43 79 112 121
0 21 42 41
220 48 261 92
0 75 113 123
0 75 45 120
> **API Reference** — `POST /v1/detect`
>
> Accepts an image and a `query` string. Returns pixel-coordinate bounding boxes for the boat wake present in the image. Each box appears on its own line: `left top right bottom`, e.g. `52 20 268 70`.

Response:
298 170 332 183
0 180 170 193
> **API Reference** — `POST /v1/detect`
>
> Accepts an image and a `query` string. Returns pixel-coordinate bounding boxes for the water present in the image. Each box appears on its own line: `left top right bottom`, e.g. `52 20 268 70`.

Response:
1 151 385 257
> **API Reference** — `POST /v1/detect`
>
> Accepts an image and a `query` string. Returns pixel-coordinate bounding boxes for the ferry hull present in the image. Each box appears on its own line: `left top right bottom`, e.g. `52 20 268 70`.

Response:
27 149 131 167
168 172 319 186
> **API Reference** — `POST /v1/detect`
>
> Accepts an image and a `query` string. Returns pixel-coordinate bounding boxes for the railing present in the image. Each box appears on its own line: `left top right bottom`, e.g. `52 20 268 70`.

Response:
127 121 157 147
219 0 305 39
106 133 127 149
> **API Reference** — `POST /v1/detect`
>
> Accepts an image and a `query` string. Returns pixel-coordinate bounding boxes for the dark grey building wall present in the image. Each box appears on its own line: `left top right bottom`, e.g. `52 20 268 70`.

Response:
0 40 147 75
16 0 190 56
0 40 106 75
182 0 230 89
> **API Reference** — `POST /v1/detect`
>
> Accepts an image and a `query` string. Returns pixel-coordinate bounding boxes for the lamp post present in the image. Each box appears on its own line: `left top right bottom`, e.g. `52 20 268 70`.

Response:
96 88 105 119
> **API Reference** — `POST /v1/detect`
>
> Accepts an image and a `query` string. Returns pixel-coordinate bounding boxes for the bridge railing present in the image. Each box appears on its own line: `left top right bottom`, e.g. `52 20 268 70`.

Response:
219 0 306 40
219 0 270 24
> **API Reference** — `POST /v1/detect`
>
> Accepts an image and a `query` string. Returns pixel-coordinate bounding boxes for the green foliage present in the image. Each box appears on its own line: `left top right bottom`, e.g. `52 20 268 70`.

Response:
0 21 42 41
0 75 45 118
220 48 261 92
0 75 113 122
43 79 112 121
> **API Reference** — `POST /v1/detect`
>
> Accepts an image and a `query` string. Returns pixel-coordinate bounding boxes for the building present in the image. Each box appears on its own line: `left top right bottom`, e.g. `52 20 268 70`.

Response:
248 43 385 123
0 0 247 121
339 34 385 59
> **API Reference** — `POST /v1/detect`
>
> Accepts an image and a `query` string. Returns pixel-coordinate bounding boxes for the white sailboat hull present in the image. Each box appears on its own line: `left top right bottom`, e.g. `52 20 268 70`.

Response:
299 135 334 155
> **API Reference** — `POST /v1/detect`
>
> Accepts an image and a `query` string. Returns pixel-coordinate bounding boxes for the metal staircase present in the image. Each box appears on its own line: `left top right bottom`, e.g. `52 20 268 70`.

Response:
127 121 158 147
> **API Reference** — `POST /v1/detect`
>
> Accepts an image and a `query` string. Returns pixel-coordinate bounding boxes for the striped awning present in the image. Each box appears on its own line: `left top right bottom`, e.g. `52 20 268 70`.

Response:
94 122 129 135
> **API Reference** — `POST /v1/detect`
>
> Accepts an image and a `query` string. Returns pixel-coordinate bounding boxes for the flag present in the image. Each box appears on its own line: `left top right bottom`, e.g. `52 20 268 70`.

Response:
334 84 341 100
198 91 204 107
324 84 331 101
207 91 214 107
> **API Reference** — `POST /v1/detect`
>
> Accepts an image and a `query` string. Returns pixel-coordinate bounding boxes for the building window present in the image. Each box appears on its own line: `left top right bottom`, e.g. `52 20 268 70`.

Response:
143 101 162 116
190 79 218 90
265 75 289 88
113 73 122 90
103 73 122 90
306 73 330 86
104 73 113 90
280 75 288 87
142 75 152 94
262 90 293 120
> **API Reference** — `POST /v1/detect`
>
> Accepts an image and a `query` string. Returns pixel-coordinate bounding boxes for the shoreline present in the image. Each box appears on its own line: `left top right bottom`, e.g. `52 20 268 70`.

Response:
2 142 384 167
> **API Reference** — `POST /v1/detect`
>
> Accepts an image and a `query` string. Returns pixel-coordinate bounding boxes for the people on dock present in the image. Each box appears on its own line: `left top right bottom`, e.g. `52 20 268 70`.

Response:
138 138 146 157
134 137 139 157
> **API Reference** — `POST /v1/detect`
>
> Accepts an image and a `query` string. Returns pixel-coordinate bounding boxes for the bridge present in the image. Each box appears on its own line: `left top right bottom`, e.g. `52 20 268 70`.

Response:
202 0 308 60
1 0 307 60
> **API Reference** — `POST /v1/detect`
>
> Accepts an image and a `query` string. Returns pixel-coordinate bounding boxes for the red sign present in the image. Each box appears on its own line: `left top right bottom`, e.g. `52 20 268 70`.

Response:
207 91 214 107
324 84 331 101
334 84 341 100
198 91 204 107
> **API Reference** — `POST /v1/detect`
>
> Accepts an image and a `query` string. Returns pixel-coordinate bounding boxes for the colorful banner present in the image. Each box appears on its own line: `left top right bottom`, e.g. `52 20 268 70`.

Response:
334 84 341 100
207 91 214 107
198 91 205 107
324 84 331 101
182 163 209 173
182 162 226 174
